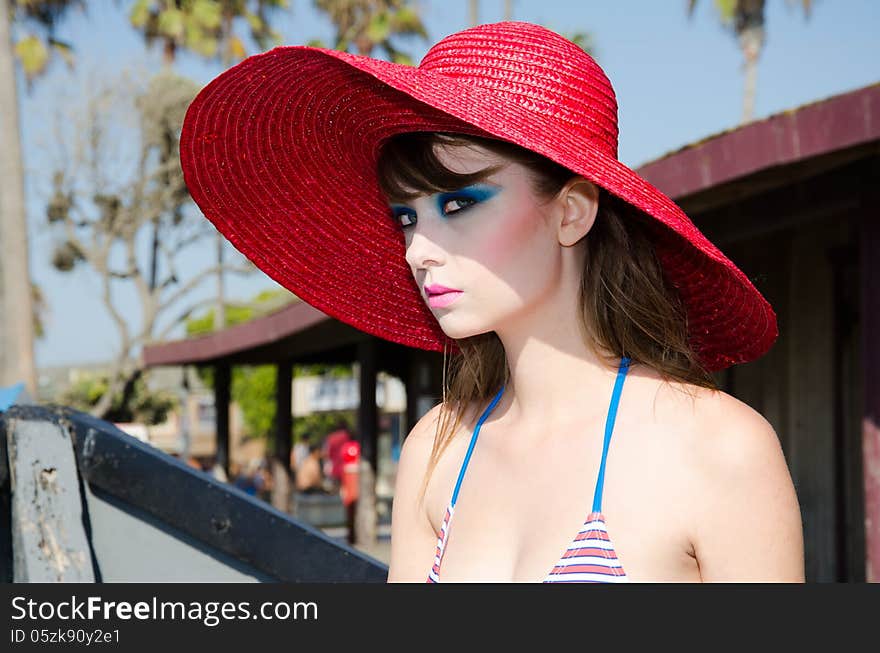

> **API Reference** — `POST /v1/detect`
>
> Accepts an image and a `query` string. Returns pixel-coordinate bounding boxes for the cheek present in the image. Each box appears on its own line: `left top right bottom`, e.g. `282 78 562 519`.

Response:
475 202 557 293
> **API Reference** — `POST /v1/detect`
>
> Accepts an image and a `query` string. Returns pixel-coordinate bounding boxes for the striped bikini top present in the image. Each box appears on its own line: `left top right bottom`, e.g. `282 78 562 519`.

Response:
427 356 631 583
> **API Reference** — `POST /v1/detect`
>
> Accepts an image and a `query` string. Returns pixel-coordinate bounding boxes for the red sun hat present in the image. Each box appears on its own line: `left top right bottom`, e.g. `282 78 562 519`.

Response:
179 20 777 372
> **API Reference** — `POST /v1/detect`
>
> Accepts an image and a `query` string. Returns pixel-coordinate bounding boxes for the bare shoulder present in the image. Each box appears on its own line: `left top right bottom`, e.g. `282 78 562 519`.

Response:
673 386 805 581
396 399 481 502
387 403 444 582
663 384 793 492
395 402 446 500
388 399 483 582
636 370 777 453
687 388 785 471
403 402 443 447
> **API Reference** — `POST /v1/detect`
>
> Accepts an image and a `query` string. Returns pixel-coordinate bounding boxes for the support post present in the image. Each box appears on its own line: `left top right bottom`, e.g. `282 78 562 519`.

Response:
356 339 378 547
272 361 293 514
861 185 880 583
214 362 231 479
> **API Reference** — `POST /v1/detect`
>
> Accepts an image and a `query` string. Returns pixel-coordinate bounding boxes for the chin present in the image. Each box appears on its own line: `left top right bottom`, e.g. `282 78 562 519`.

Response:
436 315 497 341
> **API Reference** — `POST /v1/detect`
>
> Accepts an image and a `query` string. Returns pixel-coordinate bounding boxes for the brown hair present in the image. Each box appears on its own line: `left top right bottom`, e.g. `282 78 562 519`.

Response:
376 132 718 505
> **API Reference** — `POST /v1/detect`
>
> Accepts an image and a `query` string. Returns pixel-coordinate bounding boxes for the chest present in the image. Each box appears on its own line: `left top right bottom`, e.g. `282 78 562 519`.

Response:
424 403 703 582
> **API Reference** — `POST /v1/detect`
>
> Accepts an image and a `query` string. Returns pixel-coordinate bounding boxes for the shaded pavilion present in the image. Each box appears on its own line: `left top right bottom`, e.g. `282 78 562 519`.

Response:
143 298 444 546
637 82 879 581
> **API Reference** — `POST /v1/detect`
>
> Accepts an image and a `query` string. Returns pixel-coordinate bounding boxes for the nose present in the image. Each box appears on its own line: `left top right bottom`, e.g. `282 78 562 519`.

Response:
403 219 447 272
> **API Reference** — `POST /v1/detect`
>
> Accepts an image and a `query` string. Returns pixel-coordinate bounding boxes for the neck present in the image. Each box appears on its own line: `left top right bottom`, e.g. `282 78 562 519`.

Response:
493 258 625 434
498 329 623 432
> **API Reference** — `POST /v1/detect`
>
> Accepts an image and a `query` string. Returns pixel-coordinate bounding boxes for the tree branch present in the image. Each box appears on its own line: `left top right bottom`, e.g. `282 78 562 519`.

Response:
156 263 257 317
125 235 151 317
169 224 213 257
156 297 223 341
100 254 131 351
108 267 139 280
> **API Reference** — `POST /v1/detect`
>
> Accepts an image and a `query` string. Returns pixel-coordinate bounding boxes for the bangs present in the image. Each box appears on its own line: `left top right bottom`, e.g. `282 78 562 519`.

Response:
375 132 508 203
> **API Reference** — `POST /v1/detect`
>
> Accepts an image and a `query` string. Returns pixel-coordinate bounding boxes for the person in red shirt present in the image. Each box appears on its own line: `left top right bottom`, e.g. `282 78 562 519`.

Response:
340 440 361 545
322 420 353 490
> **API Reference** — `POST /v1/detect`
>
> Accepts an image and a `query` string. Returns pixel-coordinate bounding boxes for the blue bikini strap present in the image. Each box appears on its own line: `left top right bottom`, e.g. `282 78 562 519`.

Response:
450 385 505 507
592 356 631 513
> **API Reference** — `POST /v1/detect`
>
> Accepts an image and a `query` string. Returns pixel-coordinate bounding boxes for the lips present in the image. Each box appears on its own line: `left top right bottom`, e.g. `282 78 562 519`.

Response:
424 283 461 296
424 283 463 309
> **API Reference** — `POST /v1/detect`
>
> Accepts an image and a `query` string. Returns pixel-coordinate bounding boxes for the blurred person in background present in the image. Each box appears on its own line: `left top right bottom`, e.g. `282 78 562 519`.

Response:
232 459 259 496
255 457 274 502
292 434 310 474
322 419 353 492
295 443 325 494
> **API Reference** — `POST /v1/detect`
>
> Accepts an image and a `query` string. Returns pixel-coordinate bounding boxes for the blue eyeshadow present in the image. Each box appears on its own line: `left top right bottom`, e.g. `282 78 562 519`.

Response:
434 184 499 213
389 183 500 228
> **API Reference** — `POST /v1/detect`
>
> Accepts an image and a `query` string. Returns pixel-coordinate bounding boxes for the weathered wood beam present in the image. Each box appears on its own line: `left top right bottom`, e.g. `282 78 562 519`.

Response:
5 414 94 581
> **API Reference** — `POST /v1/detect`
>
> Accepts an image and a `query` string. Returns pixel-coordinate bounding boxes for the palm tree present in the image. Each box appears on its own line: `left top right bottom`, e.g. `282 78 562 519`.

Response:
0 0 81 397
311 0 427 63
129 0 288 68
687 0 813 123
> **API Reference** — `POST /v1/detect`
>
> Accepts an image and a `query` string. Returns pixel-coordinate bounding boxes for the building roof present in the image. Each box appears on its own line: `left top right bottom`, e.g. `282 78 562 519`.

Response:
636 82 880 200
143 299 332 367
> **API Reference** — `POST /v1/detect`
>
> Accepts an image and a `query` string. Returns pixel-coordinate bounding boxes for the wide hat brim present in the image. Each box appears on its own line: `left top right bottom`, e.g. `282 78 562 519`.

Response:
180 23 778 372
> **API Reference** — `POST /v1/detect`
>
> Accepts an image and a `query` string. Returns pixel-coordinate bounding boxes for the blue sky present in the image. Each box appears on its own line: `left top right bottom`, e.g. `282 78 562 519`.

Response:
15 0 879 369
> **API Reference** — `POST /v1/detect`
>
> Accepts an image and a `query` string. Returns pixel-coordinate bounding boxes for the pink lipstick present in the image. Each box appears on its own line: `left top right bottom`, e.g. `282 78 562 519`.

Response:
425 283 463 309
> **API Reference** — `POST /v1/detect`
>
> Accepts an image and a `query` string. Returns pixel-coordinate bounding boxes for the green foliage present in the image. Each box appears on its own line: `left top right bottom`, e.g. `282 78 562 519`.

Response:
293 411 355 445
204 361 353 441
715 0 739 24
233 365 277 439
130 0 151 28
313 0 428 61
389 5 423 35
13 34 49 79
157 7 185 39
562 31 594 56
60 373 177 425
244 10 263 32
686 0 813 33
366 11 390 43
9 0 83 83
128 0 290 64
185 297 271 336
192 0 222 30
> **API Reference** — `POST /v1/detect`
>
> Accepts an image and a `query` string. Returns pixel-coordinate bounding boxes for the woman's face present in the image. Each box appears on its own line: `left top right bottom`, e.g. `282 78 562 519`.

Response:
389 143 576 341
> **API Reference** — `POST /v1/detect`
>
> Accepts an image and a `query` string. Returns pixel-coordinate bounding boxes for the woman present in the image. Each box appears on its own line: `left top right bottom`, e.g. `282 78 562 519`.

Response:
179 21 804 582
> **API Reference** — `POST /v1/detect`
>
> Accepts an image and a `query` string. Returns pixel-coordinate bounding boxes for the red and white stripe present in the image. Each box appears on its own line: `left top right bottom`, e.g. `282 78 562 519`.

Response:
428 508 628 583
543 512 628 583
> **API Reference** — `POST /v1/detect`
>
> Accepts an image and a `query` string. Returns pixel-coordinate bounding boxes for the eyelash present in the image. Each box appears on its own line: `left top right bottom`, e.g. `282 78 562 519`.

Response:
394 210 416 229
393 194 479 230
443 196 477 214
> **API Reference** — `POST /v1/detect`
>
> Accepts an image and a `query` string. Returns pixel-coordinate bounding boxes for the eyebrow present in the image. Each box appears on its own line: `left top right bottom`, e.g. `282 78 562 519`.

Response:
387 182 500 207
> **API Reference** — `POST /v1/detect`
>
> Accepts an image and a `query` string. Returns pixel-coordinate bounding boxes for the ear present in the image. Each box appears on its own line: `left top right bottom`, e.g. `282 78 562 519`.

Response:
556 177 599 247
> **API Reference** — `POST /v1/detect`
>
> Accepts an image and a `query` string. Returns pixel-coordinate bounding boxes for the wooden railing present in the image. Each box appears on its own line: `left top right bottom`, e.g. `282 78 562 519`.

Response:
0 404 387 582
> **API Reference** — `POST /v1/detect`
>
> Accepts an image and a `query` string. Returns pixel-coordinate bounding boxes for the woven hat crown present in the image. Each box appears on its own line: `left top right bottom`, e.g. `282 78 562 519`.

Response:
418 21 620 158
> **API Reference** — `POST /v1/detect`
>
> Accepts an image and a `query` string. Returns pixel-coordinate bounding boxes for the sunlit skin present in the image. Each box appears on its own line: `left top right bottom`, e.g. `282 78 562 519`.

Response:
385 142 805 583
390 144 609 423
